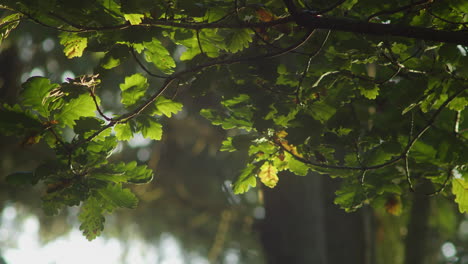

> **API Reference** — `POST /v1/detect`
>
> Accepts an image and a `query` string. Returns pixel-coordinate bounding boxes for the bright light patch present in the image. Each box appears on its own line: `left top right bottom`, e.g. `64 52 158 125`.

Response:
457 45 467 56
253 206 265 219
128 133 152 148
1 205 17 221
112 142 124 155
459 220 468 237
61 70 75 82
442 242 457 258
42 38 55 52
137 148 151 162
30 67 45 77
160 234 184 264
225 249 240 264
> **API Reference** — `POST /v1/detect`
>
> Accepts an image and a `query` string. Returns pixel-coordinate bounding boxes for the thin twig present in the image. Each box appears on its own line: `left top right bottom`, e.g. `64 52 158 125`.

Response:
131 48 169 79
295 30 331 103
428 9 468 26
277 87 467 171
196 29 205 55
427 167 453 196
90 87 112 121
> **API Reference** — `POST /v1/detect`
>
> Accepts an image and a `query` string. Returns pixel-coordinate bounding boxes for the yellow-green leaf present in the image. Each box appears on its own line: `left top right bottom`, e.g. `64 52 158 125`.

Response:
123 14 144 25
259 162 279 188
54 94 96 127
453 178 468 213
59 33 88 58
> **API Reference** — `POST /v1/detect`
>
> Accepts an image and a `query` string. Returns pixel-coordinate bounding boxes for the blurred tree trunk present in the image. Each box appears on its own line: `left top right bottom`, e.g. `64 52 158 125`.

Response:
260 172 372 264
404 191 431 264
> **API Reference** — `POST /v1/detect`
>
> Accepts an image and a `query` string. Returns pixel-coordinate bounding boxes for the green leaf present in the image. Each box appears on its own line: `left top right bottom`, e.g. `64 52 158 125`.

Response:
78 197 105 241
233 163 257 194
359 84 380 99
334 178 367 212
143 38 176 74
448 97 467 111
0 105 42 136
258 162 279 188
285 152 309 176
123 14 144 25
0 13 21 45
98 184 138 209
74 117 104 135
100 45 129 69
138 115 163 140
54 94 96 127
114 122 133 141
59 32 88 58
119 73 148 107
307 101 336 123
220 137 236 152
94 161 153 184
21 77 59 117
152 96 183 117
453 178 468 213
226 29 253 53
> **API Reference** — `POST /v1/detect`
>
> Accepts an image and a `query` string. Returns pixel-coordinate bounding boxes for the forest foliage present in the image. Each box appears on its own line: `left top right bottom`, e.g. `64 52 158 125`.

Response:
0 0 467 240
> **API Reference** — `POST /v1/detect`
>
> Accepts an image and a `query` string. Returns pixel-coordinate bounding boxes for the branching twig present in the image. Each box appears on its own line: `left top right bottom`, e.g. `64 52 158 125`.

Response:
131 49 168 79
427 167 453 196
295 30 331 103
428 9 468 26
277 87 467 172
90 86 112 121
403 155 414 191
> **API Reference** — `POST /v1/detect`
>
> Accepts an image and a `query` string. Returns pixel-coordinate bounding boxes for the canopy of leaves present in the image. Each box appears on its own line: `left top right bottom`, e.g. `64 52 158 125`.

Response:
1 0 467 240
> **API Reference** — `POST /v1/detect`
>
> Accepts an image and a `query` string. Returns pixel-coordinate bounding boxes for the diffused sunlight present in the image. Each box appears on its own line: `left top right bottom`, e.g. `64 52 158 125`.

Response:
0 204 208 264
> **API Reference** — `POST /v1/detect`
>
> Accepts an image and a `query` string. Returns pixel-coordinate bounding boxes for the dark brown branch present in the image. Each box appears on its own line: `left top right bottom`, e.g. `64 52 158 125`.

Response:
49 11 294 32
293 12 468 45
367 0 432 21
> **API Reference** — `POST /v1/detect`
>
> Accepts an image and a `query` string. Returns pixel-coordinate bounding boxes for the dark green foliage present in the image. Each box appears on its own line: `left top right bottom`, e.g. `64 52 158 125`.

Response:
1 0 467 240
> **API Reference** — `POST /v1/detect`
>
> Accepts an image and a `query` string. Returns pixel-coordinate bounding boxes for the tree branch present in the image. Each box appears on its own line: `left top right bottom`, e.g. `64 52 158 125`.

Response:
286 7 468 45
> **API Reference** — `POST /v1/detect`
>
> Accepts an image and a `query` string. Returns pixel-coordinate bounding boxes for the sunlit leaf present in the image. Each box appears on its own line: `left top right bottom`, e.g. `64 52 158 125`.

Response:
123 14 144 25
54 94 96 127
59 32 88 58
152 96 183 117
143 38 176 74
78 197 105 241
119 73 148 107
233 163 257 194
21 77 59 117
258 162 279 188
98 184 138 209
453 178 468 213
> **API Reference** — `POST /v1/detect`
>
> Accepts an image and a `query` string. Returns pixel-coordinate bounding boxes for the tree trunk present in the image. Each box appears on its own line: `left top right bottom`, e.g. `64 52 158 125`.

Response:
404 192 431 264
260 172 371 264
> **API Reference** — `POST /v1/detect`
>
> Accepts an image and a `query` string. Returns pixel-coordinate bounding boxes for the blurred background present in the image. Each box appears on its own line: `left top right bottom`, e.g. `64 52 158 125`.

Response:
0 17 467 264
